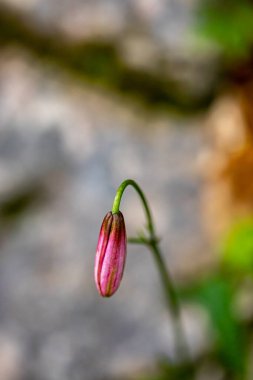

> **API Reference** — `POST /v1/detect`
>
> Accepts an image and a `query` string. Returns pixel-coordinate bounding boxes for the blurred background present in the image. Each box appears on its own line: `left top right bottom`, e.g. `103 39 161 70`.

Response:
0 0 253 379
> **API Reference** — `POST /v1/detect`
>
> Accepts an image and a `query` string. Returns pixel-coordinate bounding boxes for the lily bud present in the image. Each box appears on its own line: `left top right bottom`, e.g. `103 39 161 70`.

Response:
94 211 127 297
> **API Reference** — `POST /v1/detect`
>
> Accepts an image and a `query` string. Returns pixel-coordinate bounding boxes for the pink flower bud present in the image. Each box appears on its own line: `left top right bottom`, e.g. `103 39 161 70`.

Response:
94 211 127 297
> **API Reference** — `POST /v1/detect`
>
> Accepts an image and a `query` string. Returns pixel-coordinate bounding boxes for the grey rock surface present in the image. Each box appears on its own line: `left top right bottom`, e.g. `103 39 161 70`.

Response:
0 0 219 103
0 52 210 380
1 0 197 43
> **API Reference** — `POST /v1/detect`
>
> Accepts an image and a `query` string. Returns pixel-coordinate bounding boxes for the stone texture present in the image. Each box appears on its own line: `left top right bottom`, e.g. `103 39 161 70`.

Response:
0 0 219 104
0 51 210 379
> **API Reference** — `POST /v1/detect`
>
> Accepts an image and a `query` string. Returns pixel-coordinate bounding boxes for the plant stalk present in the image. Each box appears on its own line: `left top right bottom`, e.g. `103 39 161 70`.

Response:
112 179 189 360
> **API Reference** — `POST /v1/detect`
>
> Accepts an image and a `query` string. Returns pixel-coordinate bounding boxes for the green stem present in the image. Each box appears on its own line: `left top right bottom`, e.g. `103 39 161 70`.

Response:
112 179 154 238
112 179 189 361
148 241 189 360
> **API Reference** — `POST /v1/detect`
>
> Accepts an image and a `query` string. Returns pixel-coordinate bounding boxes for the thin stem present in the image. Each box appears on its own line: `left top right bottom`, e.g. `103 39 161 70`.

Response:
148 242 189 360
112 179 154 238
112 179 189 361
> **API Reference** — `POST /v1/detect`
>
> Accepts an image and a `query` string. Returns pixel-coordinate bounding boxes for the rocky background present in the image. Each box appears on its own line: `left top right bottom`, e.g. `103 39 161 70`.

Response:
0 1 251 380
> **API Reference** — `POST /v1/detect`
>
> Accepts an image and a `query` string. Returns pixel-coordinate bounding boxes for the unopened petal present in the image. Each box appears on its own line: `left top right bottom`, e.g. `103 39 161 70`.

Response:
94 212 113 295
95 211 127 297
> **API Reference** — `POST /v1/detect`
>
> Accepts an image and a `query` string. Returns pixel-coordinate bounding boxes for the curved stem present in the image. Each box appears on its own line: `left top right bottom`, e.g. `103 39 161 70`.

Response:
112 179 189 361
112 179 155 238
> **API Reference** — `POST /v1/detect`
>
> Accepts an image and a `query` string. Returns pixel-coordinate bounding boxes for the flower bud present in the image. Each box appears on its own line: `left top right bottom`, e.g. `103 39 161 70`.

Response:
94 211 127 297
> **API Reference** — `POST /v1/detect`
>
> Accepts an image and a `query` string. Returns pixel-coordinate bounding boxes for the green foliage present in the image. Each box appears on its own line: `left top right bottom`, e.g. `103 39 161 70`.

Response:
194 276 246 375
136 215 253 379
179 274 246 377
196 0 253 60
221 218 253 274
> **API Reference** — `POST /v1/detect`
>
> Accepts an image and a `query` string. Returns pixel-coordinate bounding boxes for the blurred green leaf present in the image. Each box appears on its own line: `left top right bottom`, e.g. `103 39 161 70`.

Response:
221 218 253 274
180 275 246 376
196 0 253 59
192 276 245 375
